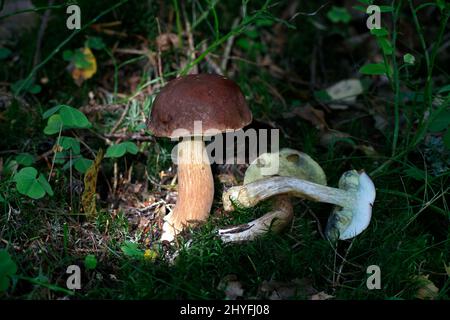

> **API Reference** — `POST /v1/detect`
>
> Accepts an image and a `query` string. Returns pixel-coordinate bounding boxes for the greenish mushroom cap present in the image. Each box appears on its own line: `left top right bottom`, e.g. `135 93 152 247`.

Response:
325 170 376 241
244 148 327 186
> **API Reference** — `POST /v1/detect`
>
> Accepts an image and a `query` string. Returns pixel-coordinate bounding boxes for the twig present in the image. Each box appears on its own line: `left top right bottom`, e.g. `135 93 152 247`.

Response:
201 42 222 74
109 102 130 134
305 206 325 240
183 2 198 74
104 132 154 142
220 18 240 72
79 103 125 114
48 123 63 182
334 240 355 289
69 149 73 213
155 17 165 86
33 0 54 71
0 3 64 21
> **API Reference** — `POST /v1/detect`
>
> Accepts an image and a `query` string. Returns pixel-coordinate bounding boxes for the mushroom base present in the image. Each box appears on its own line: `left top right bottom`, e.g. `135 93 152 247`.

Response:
218 195 293 243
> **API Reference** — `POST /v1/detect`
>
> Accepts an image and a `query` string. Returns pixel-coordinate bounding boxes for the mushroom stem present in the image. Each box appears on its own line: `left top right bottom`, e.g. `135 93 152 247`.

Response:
219 195 293 243
161 138 214 241
223 176 352 211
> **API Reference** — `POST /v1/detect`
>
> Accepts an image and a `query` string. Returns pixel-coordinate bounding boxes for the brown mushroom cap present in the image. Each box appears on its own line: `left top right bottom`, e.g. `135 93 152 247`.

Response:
148 74 252 138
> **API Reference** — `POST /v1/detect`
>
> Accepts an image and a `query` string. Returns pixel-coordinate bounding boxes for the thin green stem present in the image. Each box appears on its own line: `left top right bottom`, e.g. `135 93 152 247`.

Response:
0 4 65 20
172 0 184 48
391 0 402 156
15 275 75 296
104 47 119 101
208 0 220 42
378 189 448 216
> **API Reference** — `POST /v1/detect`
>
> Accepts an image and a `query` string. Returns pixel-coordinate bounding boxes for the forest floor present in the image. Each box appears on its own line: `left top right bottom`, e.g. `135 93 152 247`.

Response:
0 0 449 299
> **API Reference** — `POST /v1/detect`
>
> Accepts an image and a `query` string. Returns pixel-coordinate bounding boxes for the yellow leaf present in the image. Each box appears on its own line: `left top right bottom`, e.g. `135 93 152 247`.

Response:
414 275 439 300
81 149 104 219
144 249 158 262
71 47 97 86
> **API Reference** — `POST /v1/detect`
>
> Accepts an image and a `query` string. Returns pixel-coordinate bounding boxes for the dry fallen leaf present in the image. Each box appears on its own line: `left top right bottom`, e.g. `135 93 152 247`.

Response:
414 275 439 300
356 145 380 158
283 104 328 131
326 79 363 110
310 291 334 300
319 129 352 147
137 217 151 233
259 278 318 300
156 33 179 52
218 275 244 300
218 173 238 187
81 149 104 219
72 47 97 86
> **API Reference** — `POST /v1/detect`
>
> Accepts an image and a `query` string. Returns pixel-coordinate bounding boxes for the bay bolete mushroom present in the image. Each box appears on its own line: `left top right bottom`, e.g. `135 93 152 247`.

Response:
222 170 375 241
148 74 252 241
219 148 327 243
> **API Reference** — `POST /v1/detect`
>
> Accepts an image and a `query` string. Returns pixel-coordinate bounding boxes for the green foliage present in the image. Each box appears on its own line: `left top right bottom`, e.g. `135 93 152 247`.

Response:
370 28 388 37
105 142 139 158
85 37 105 50
120 241 144 259
59 136 81 154
43 105 92 134
63 49 92 68
0 250 17 292
403 53 415 65
370 27 393 56
11 79 41 95
428 109 450 149
377 37 393 55
327 6 352 24
0 47 12 60
84 254 98 270
2 159 18 177
43 115 64 135
428 110 450 133
73 158 94 174
0 0 449 301
444 130 450 149
15 153 35 166
57 137 93 174
359 63 387 75
13 167 54 199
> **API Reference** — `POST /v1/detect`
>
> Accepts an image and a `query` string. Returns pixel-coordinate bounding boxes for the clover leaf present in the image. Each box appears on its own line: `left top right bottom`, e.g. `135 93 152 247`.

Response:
105 141 139 158
14 167 54 199
43 105 92 135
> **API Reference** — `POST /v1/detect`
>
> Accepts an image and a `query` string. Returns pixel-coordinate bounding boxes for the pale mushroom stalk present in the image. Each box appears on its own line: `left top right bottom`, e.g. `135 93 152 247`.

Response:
223 170 375 240
219 195 293 243
161 138 214 241
223 176 355 210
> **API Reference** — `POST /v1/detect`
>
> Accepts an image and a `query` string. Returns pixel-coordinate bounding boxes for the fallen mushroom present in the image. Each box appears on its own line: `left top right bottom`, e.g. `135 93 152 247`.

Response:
148 74 252 242
222 170 375 241
218 148 327 243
